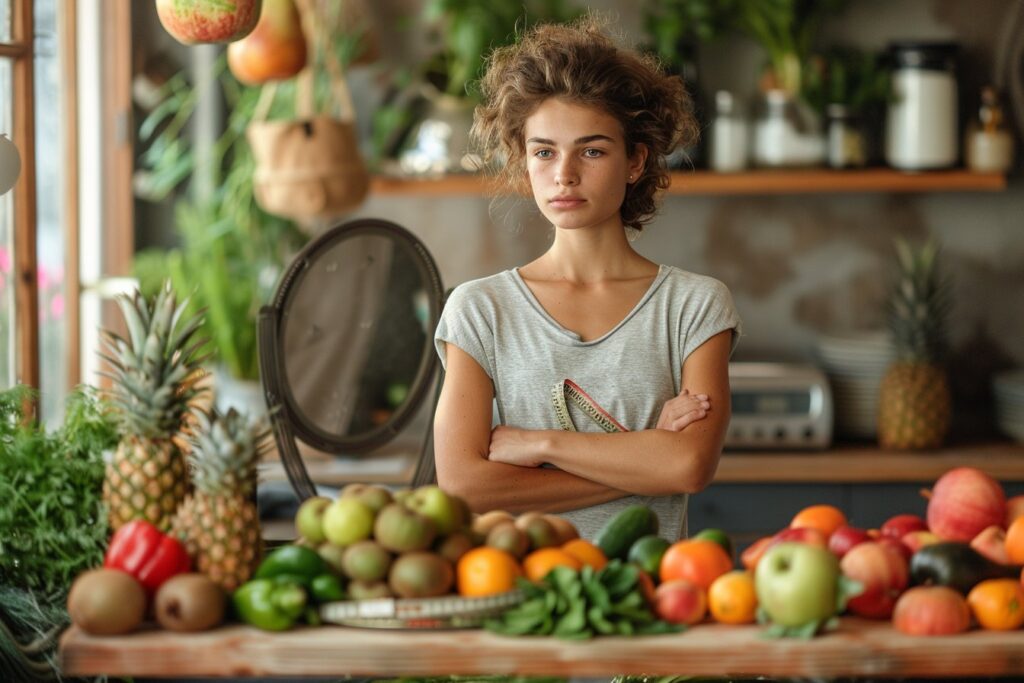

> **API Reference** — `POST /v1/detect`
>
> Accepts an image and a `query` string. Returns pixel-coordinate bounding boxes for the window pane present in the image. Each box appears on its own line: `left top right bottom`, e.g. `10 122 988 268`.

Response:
1 56 13 389
34 0 65 421
0 0 10 42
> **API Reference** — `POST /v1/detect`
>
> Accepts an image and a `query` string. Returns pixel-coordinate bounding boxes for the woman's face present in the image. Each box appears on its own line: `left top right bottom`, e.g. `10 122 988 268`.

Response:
523 98 646 232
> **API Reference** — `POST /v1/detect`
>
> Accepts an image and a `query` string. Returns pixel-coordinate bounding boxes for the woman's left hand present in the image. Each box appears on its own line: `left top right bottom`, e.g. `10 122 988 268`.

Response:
487 425 546 468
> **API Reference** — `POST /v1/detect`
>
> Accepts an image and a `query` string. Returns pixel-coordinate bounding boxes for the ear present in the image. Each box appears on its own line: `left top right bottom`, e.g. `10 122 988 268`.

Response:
628 143 648 182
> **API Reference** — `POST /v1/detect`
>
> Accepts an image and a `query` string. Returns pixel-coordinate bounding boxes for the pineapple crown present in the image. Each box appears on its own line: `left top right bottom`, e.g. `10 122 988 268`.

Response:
886 238 952 363
99 282 209 439
186 407 270 498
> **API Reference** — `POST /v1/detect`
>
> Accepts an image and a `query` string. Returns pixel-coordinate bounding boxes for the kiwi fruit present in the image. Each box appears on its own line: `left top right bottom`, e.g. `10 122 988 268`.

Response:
154 573 226 632
67 568 146 635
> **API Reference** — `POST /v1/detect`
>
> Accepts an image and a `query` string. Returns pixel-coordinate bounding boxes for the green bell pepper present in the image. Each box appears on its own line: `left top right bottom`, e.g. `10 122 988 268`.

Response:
254 544 327 584
310 573 346 603
233 579 307 631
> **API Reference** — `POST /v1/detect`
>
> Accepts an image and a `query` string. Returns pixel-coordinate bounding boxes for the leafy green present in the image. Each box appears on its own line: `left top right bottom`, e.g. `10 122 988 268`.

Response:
803 47 891 113
0 386 118 681
486 560 681 640
642 0 736 70
0 385 117 596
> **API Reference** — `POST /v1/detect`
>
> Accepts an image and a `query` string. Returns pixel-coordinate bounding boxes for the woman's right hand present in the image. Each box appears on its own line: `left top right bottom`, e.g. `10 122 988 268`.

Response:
656 388 711 432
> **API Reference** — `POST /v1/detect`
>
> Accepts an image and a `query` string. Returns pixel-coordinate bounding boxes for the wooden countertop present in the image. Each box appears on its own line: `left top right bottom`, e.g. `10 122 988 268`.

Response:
59 618 1024 679
717 440 1024 483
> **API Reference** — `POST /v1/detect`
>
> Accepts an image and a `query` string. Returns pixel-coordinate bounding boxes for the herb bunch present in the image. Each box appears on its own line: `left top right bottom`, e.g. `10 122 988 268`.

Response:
0 385 118 596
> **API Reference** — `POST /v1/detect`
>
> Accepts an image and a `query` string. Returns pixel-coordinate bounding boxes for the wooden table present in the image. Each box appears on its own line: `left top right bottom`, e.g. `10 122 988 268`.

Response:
59 618 1024 679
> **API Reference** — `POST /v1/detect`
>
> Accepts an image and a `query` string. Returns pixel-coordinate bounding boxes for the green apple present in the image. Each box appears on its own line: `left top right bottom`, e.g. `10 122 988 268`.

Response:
294 496 331 543
404 485 462 536
755 542 841 630
340 483 394 514
374 502 437 553
321 497 376 547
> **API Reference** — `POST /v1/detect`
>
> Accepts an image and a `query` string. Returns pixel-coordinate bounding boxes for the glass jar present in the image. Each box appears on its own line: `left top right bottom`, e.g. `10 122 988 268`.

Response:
885 42 959 171
965 86 1014 173
752 89 825 168
826 104 867 169
709 91 748 173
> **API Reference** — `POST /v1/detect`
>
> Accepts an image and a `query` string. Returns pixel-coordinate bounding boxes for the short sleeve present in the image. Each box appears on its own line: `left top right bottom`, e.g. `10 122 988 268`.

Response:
433 284 496 378
681 277 742 361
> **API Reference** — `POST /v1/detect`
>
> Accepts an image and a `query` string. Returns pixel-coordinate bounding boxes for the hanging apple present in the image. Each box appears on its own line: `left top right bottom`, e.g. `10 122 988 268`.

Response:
227 0 307 85
0 134 21 196
155 0 262 45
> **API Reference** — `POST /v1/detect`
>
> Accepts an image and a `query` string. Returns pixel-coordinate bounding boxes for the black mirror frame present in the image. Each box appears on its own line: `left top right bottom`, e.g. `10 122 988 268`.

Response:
258 218 444 500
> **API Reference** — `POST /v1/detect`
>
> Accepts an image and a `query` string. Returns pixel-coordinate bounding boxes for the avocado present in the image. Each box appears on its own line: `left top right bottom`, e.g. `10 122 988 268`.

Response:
909 542 1022 594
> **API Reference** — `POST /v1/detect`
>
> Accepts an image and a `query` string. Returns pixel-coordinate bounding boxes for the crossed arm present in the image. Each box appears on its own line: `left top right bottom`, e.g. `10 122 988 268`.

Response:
432 330 734 513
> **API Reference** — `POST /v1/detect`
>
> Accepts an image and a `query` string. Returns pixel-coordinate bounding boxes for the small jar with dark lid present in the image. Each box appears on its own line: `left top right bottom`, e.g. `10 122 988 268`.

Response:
885 42 959 171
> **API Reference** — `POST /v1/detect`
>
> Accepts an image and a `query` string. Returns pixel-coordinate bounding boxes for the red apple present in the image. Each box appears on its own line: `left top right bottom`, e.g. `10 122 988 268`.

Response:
741 528 828 571
156 0 262 45
880 514 928 539
1006 495 1024 529
839 541 908 619
740 536 773 571
828 526 872 558
892 586 971 636
925 467 1006 542
876 536 913 562
901 530 942 554
227 0 307 85
970 525 1011 565
654 579 707 625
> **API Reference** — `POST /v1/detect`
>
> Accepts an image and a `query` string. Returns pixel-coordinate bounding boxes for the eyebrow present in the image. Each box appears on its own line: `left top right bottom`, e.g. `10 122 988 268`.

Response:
526 134 616 145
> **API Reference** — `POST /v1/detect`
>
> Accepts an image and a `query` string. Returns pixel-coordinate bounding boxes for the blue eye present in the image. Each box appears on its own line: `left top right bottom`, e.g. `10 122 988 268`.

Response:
534 149 553 159
583 148 604 158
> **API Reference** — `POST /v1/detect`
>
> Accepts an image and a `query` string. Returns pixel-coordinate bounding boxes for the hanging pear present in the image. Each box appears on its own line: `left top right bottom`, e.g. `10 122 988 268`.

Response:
227 0 308 85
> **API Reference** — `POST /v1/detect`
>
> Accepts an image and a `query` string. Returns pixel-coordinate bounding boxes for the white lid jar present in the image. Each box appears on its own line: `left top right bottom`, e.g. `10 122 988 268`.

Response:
885 42 959 171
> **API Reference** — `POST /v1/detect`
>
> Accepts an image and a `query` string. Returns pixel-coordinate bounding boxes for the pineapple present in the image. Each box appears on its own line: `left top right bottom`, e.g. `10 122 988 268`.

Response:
877 238 952 450
101 282 207 532
172 408 268 592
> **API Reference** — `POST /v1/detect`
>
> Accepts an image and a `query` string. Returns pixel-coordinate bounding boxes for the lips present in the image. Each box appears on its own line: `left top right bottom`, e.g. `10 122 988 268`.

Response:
549 196 586 209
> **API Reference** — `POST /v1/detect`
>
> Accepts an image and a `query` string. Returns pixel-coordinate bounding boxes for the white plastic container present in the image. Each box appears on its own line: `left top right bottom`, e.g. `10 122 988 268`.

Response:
710 91 749 173
885 43 959 171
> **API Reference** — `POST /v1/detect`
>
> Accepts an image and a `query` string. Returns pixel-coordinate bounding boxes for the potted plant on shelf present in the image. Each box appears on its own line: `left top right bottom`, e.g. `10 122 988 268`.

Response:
729 0 849 167
803 47 891 168
393 0 579 176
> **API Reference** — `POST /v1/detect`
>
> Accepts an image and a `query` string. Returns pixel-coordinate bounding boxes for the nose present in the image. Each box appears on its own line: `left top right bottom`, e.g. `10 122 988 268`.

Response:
554 157 578 186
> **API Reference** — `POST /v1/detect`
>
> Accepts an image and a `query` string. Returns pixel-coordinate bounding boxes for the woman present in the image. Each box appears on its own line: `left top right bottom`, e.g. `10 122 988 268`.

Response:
432 18 741 542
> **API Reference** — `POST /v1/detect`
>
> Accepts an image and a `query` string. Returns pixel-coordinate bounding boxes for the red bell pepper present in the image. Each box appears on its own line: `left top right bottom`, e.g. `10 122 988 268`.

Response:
104 519 191 593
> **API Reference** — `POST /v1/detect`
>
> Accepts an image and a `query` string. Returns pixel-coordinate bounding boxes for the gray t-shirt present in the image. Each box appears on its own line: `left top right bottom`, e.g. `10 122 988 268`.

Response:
434 264 741 542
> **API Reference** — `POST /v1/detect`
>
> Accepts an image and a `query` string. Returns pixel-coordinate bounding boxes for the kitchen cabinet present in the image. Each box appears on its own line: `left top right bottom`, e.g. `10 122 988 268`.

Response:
59 619 1024 679
370 168 1007 196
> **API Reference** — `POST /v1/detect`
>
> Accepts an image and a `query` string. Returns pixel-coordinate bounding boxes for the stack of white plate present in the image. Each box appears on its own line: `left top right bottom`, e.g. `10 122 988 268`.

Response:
994 369 1024 443
815 331 896 439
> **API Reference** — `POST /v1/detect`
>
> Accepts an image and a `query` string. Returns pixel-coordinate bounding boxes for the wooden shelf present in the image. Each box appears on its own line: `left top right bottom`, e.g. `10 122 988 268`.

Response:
370 168 1007 197
59 618 1024 679
717 440 1024 483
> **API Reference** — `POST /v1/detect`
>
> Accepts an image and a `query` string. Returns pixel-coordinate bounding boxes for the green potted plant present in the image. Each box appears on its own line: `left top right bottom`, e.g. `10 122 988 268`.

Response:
391 0 579 175
134 59 306 411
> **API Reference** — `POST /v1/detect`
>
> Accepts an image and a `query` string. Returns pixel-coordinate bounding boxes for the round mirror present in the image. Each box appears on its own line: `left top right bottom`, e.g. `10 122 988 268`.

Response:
259 218 444 499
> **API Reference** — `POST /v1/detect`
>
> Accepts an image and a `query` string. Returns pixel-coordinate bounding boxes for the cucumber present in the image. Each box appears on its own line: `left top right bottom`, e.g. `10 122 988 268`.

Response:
593 505 659 561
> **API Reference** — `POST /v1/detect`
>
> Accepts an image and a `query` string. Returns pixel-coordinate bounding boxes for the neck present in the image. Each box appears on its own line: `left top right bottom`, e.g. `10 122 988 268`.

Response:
535 220 650 283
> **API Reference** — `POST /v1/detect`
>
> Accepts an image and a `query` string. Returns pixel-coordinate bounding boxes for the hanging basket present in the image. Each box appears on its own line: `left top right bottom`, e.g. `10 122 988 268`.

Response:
247 57 369 226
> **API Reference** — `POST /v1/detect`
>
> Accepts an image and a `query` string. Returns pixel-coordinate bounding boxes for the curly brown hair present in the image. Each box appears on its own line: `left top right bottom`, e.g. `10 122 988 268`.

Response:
471 16 698 232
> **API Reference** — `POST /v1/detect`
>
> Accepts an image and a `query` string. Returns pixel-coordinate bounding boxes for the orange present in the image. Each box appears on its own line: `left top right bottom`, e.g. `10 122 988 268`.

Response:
1006 516 1024 564
456 547 522 597
522 547 582 582
560 539 608 570
790 504 848 540
966 578 1024 631
659 539 733 589
707 569 758 625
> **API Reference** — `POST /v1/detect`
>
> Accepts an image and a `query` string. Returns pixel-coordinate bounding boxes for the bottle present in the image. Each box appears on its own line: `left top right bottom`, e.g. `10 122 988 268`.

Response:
965 86 1014 173
709 91 748 173
826 104 867 169
885 42 959 171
